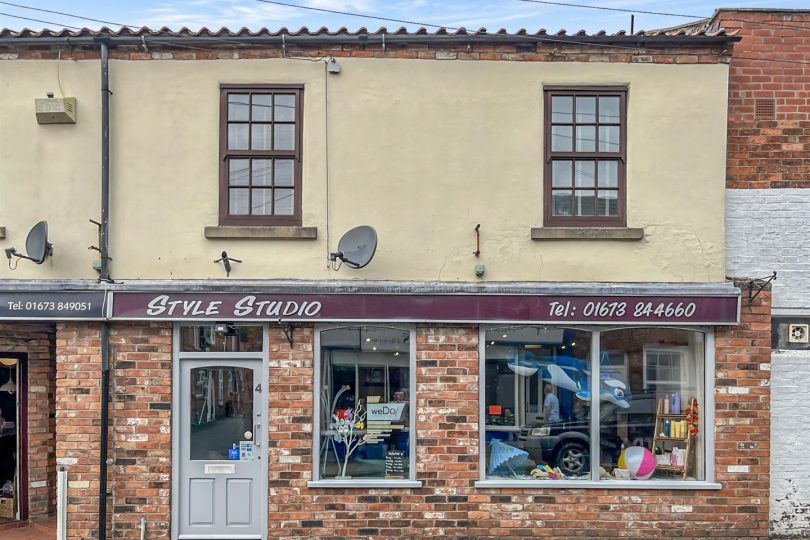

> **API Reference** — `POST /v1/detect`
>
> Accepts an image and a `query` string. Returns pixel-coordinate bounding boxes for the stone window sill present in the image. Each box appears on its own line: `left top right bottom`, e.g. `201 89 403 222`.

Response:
205 225 317 240
531 227 644 240
308 479 422 489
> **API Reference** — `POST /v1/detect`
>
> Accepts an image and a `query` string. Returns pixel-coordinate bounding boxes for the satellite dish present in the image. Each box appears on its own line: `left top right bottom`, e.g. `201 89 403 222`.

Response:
4 221 53 267
25 221 52 264
330 226 377 269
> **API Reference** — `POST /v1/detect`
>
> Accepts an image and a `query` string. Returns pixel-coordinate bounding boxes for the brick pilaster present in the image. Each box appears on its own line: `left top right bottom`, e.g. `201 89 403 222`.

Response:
55 322 103 540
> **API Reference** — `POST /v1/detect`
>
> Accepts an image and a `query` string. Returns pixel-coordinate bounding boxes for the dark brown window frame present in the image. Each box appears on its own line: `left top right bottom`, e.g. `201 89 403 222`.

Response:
219 83 304 226
543 86 627 228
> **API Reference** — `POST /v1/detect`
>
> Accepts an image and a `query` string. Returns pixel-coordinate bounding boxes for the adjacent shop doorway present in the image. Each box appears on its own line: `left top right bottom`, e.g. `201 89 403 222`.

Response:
172 325 268 540
0 353 26 524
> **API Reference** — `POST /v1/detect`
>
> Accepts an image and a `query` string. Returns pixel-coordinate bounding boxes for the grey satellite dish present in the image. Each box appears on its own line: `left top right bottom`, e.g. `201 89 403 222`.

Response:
330 226 377 269
4 221 53 266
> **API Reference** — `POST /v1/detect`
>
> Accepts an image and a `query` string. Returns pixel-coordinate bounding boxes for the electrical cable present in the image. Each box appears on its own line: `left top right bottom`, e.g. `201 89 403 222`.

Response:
323 59 332 270
516 0 704 19
0 1 128 27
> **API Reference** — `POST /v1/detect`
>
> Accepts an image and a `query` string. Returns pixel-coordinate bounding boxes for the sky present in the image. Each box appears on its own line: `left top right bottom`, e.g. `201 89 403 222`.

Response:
0 0 807 35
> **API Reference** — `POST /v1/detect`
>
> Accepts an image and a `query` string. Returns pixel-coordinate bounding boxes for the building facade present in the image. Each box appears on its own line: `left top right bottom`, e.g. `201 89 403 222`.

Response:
0 25 772 539
712 8 810 538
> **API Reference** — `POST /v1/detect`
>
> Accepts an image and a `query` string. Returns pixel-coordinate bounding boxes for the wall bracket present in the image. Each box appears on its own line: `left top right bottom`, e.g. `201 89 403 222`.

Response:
748 271 777 302
276 320 295 346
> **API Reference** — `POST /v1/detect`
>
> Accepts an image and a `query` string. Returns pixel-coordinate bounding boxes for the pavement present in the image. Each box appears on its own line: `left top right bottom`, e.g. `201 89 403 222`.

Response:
0 518 56 539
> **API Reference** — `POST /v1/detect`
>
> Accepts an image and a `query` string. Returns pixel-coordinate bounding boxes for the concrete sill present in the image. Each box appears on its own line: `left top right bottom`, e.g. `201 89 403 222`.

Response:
475 480 722 490
205 225 317 240
308 479 422 489
531 227 644 240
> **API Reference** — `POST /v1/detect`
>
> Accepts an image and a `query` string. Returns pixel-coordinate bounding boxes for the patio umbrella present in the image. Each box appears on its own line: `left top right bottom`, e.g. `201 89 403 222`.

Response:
488 439 529 477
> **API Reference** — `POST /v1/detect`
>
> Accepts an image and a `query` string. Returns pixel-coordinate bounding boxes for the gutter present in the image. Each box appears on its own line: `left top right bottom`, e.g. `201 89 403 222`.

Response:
0 33 742 47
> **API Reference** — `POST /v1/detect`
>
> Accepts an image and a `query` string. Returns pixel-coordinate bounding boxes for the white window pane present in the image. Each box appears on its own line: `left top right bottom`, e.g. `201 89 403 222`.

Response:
251 94 272 121
252 159 273 186
551 96 573 123
251 124 272 151
228 159 249 186
274 159 294 187
274 94 296 121
551 126 573 152
251 188 273 215
598 161 618 188
576 96 596 123
229 188 249 215
576 126 596 152
552 160 573 187
575 161 595 187
228 124 248 150
599 126 620 152
273 124 295 150
274 189 294 215
228 94 249 121
599 96 620 123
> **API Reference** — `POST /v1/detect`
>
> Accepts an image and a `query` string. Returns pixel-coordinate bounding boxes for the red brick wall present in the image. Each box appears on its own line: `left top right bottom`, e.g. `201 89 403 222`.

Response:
109 323 172 539
0 323 55 519
55 322 102 540
0 41 731 66
57 301 770 539
260 304 770 539
715 10 810 188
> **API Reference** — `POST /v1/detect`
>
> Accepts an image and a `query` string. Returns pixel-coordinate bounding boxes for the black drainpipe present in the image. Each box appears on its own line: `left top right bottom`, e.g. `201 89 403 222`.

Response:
99 39 111 283
99 322 110 540
97 38 112 540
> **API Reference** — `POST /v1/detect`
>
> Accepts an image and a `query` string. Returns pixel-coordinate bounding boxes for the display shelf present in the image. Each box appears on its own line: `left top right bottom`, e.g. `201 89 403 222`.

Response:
652 397 695 481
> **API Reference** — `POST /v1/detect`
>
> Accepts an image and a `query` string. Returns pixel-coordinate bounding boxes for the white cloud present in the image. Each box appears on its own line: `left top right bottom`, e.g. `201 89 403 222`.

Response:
305 0 376 11
137 1 306 30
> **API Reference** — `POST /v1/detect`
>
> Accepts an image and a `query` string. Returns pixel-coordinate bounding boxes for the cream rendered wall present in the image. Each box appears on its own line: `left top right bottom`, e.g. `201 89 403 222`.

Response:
0 59 100 279
0 57 728 282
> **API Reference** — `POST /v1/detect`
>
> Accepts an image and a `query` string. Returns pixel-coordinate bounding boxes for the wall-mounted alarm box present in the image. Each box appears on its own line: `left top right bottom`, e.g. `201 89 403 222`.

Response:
35 96 77 124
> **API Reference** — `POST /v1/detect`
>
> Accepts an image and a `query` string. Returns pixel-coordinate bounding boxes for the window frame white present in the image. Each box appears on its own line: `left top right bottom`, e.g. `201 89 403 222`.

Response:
309 323 421 488
642 345 689 390
476 325 719 489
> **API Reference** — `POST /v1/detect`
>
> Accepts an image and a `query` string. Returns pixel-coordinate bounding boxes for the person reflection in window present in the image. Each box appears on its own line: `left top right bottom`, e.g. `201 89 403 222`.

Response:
572 400 588 422
543 383 561 424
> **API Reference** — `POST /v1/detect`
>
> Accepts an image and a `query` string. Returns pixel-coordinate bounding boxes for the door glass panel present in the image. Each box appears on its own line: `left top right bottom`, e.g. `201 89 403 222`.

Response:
189 367 254 461
181 325 263 352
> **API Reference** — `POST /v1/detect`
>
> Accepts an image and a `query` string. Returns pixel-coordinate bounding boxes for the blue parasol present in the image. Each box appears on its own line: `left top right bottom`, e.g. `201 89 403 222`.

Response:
488 439 529 477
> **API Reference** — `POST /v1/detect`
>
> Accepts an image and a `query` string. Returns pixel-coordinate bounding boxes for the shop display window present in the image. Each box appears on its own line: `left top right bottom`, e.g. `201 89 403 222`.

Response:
315 326 415 482
482 326 708 484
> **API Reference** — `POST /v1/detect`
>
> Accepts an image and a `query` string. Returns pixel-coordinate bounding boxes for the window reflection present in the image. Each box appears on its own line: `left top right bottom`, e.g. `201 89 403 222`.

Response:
484 326 592 480
599 328 704 481
318 326 412 480
189 367 254 460
180 325 263 353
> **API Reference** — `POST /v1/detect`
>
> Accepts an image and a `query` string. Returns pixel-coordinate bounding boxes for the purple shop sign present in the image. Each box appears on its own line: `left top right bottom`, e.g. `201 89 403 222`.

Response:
110 292 740 325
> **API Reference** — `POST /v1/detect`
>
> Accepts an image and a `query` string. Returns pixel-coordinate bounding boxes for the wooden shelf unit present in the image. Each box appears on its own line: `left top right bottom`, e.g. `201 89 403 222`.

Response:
652 397 694 480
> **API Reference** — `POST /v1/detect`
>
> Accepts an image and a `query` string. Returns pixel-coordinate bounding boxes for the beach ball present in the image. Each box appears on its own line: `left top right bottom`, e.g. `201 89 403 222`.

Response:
617 446 656 480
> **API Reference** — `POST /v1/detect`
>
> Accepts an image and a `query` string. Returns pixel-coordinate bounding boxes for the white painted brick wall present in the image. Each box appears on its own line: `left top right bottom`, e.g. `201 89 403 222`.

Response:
770 349 810 537
726 188 810 313
727 189 810 536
